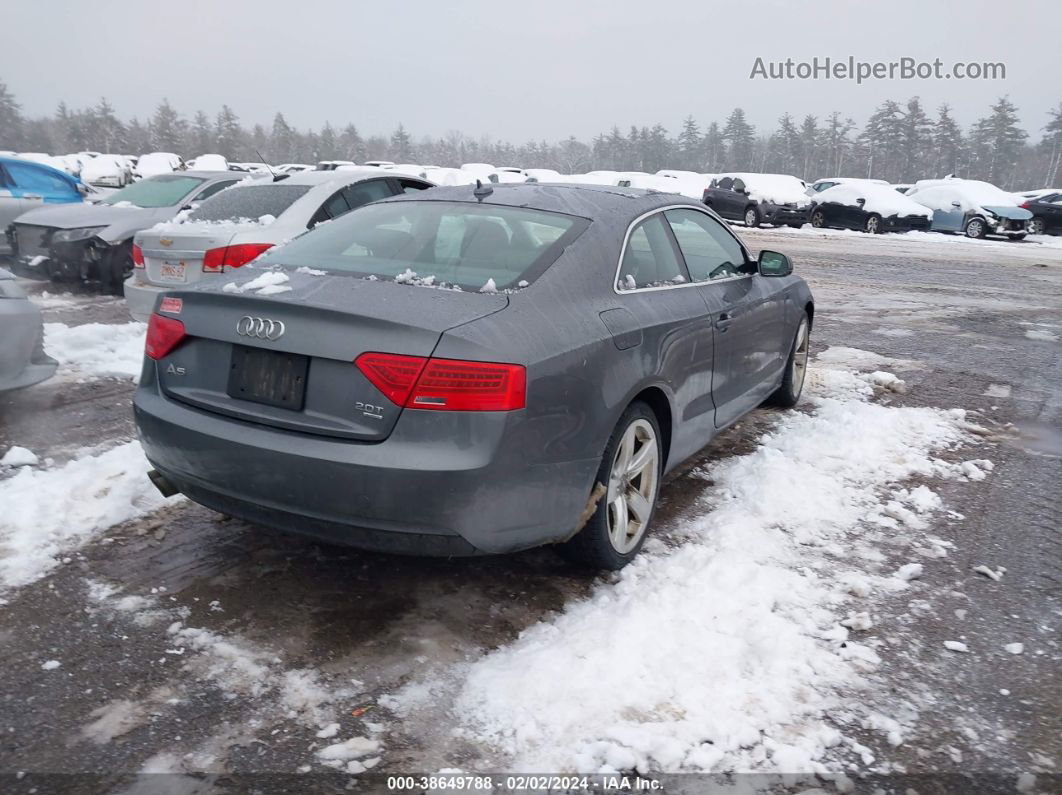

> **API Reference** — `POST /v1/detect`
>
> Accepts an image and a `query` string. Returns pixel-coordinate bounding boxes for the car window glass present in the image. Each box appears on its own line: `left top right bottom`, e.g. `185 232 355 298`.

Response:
192 180 237 203
731 178 746 193
1048 194 1062 205
342 179 395 211
399 179 430 194
717 177 733 190
189 184 311 222
321 190 351 218
617 214 687 291
5 161 75 195
665 208 747 281
0 165 10 189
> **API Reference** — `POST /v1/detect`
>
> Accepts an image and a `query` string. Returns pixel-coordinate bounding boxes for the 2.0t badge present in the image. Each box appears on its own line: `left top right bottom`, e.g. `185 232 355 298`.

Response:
236 316 285 341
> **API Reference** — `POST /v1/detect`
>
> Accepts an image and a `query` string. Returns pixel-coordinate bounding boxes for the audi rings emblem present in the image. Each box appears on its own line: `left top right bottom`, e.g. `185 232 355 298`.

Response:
236 316 286 340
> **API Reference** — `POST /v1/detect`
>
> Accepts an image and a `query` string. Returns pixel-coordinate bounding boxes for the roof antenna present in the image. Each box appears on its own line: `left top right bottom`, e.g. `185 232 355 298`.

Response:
473 179 493 200
256 149 283 181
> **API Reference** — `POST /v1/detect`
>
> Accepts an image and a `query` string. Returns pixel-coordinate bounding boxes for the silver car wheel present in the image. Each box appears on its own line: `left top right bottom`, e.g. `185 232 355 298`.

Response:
966 219 984 238
1029 218 1045 235
606 418 659 554
866 215 880 233
745 208 758 227
791 318 810 394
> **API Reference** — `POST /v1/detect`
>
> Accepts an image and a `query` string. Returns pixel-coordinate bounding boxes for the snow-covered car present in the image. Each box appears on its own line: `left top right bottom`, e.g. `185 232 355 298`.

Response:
703 173 810 228
136 152 183 179
808 181 933 233
276 163 313 174
124 169 434 320
525 168 562 182
487 170 529 184
0 266 57 392
806 177 888 195
15 152 70 173
10 171 247 292
906 180 1033 240
80 155 133 188
315 160 356 171
1022 191 1062 236
188 154 228 172
1 156 85 256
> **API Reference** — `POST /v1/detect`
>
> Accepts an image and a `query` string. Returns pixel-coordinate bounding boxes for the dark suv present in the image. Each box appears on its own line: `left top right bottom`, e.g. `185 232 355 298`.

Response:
702 173 810 228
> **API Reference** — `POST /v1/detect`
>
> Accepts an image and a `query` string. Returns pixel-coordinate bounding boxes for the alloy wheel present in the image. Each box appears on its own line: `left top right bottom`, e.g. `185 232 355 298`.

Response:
745 208 758 226
1029 219 1045 235
966 219 984 238
791 319 809 394
811 210 825 228
866 216 880 233
606 419 659 554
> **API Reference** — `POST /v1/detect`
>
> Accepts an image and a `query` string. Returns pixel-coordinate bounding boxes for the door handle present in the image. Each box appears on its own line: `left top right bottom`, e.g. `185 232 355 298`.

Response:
715 312 733 331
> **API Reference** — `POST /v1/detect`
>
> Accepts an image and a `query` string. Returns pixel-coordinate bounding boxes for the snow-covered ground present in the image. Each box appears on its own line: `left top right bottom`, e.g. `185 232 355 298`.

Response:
44 321 146 382
383 356 990 775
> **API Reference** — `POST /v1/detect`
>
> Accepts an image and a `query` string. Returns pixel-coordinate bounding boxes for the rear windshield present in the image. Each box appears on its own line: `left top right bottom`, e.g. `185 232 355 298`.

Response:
103 175 205 208
258 200 588 291
189 184 310 222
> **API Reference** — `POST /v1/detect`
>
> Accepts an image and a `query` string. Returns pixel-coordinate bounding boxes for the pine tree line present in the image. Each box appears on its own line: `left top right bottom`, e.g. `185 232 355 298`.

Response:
1 81 1059 188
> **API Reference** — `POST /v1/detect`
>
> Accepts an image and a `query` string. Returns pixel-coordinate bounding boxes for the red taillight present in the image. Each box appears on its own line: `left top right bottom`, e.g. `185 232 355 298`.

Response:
355 352 526 411
354 352 428 406
145 313 186 360
1020 201 1030 209
132 243 144 268
202 243 274 273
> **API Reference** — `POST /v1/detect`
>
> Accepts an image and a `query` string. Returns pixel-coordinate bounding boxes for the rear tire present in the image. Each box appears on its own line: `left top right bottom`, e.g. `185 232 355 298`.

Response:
1007 232 1026 241
765 314 810 408
864 213 883 234
744 206 761 228
1028 218 1046 236
562 401 662 570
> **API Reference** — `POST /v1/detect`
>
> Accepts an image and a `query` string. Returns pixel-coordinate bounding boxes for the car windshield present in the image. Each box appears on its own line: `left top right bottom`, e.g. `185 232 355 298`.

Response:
102 175 205 208
189 184 310 222
258 200 588 291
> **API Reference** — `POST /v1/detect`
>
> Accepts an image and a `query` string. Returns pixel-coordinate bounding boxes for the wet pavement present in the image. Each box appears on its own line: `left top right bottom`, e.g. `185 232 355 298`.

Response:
0 230 1059 792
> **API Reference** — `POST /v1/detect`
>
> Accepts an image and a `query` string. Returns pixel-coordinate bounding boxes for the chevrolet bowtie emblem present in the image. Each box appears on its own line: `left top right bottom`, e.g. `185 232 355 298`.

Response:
159 237 173 247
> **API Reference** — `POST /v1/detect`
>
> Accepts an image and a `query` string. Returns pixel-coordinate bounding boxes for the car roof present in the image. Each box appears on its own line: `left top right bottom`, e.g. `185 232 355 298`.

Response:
248 168 406 187
379 182 694 218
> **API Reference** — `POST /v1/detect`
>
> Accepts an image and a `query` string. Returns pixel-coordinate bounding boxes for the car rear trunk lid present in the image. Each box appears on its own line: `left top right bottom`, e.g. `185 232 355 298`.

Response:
154 271 508 441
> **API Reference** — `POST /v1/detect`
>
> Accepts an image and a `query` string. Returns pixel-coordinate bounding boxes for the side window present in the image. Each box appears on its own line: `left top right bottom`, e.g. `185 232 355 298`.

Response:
341 179 395 212
617 213 687 291
716 177 733 191
0 165 10 189
664 208 748 282
731 178 746 194
310 190 351 227
192 180 236 203
5 161 76 197
398 179 430 195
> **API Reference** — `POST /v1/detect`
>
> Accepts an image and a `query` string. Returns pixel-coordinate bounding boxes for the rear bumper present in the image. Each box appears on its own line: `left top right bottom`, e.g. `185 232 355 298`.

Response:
124 275 163 321
133 373 598 556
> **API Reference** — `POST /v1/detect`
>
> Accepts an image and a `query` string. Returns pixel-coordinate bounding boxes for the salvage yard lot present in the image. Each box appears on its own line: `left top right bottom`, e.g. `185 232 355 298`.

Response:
0 227 1059 790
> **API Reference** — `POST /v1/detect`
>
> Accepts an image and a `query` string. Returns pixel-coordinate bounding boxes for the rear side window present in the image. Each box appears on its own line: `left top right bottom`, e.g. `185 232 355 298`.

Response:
190 184 311 221
191 179 239 204
617 214 687 290
259 200 587 291
5 161 76 196
341 179 394 210
665 209 747 281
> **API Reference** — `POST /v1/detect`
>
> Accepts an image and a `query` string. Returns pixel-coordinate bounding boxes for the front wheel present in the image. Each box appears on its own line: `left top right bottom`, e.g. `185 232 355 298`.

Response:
562 402 662 570
810 208 827 228
765 314 810 408
964 217 987 239
744 206 761 228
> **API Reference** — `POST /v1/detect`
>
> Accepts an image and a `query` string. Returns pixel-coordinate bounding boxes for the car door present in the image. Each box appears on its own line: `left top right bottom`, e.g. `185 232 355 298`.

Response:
704 177 738 220
613 212 717 462
929 189 965 232
663 207 787 428
4 160 81 208
0 165 28 254
1041 194 1062 233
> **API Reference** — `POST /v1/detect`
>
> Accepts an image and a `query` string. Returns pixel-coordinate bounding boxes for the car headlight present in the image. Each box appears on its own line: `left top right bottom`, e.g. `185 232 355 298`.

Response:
51 226 107 244
0 280 27 299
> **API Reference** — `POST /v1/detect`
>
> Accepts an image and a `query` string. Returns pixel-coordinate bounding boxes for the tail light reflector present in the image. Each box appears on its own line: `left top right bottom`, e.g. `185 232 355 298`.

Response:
145 313 186 360
202 243 274 273
132 243 144 268
355 353 526 411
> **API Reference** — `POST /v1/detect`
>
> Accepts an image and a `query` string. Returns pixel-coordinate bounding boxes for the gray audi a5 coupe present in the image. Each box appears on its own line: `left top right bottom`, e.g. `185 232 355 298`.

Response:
134 183 814 569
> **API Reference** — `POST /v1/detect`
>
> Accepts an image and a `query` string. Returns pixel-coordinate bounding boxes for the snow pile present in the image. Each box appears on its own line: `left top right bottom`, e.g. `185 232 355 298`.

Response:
451 357 980 774
0 441 173 590
1 446 39 468
720 173 809 206
907 180 1026 214
44 322 146 382
814 183 932 219
222 270 291 295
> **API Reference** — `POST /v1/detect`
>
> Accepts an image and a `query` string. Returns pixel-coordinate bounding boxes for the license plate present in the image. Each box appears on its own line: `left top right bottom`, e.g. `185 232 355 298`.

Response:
159 260 186 282
227 345 309 410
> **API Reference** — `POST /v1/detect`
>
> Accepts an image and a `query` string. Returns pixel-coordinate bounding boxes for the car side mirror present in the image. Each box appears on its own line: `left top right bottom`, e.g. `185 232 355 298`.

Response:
856 198 866 206
951 201 962 208
758 250 792 277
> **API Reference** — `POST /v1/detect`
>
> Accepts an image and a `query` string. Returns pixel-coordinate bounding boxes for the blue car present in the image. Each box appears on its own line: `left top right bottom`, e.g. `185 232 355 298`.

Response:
1 156 84 256
906 180 1033 240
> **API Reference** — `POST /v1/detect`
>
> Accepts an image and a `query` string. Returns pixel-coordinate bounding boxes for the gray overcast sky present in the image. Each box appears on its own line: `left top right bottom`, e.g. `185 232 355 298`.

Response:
5 0 1061 141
